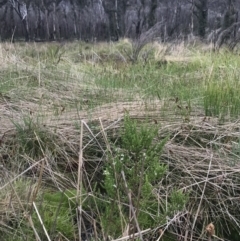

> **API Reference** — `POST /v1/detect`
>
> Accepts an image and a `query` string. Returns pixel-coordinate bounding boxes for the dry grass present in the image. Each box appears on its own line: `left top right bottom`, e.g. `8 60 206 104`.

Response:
1 94 240 239
1 41 240 240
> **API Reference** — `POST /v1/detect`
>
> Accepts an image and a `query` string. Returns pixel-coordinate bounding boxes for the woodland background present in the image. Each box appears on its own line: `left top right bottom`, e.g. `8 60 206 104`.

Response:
0 0 240 48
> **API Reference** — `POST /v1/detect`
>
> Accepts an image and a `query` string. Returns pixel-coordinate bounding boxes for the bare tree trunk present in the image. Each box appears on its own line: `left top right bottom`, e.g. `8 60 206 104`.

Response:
41 0 49 40
72 1 78 38
52 0 56 40
8 0 29 41
168 0 181 38
191 0 194 34
114 0 119 40
103 0 119 41
22 17 29 41
193 0 208 38
34 5 41 39
0 4 11 41
63 8 69 39
148 0 157 28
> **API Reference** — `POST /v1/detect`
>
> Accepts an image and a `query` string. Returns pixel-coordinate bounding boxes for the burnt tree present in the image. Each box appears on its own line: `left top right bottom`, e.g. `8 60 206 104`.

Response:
103 0 119 41
193 0 208 38
8 0 29 41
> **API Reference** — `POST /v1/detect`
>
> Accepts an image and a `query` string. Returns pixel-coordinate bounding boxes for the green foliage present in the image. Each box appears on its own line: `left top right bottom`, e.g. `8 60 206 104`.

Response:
122 115 160 153
43 189 77 208
0 184 77 241
168 189 189 214
91 115 187 237
0 69 39 93
95 60 204 102
0 178 37 240
31 190 77 240
204 74 240 120
12 116 56 158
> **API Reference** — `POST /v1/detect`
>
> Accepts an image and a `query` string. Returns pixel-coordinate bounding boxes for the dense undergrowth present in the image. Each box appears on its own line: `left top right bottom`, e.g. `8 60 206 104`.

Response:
1 40 240 240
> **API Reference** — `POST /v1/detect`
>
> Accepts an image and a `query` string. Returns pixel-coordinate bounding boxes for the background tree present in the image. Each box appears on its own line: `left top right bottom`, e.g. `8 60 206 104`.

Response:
8 0 29 41
0 0 239 45
193 0 208 38
103 0 119 41
214 0 239 49
148 0 157 28
222 0 238 36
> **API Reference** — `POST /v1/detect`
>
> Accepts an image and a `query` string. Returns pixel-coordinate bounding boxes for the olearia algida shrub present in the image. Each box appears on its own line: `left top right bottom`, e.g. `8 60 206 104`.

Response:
93 115 188 237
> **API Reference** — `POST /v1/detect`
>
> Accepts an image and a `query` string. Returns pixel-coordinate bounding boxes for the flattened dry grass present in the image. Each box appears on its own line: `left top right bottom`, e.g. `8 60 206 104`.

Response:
0 41 240 240
1 96 240 239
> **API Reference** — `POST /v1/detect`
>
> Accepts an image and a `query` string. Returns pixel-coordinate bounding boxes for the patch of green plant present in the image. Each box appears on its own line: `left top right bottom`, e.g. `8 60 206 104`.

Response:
94 60 204 102
11 116 57 158
204 71 240 120
0 178 38 241
0 69 39 93
31 189 77 240
168 189 189 215
0 178 34 209
90 115 188 238
1 189 78 241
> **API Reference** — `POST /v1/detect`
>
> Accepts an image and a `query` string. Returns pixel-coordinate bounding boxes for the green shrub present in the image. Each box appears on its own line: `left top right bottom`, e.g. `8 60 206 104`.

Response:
90 115 188 238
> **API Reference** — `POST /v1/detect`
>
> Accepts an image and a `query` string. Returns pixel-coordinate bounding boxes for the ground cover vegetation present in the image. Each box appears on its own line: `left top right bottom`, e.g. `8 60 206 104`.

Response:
0 40 240 241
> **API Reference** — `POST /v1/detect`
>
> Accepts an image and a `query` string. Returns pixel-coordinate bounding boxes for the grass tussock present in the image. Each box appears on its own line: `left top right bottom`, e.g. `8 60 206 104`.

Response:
0 40 240 240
